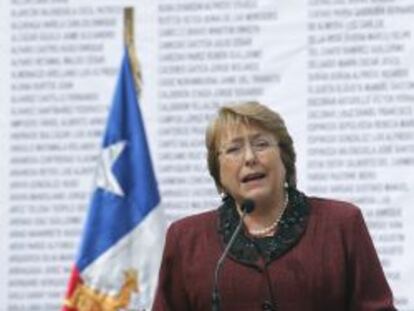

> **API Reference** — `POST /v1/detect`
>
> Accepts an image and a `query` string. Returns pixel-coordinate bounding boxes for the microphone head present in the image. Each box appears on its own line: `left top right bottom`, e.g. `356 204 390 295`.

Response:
241 199 255 214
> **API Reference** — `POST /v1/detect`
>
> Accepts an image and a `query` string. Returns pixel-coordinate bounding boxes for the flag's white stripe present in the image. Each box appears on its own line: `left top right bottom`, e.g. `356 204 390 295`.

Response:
81 205 167 307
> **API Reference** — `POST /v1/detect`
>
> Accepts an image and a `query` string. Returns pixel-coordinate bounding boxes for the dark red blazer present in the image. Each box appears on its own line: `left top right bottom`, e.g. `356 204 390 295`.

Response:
153 196 396 311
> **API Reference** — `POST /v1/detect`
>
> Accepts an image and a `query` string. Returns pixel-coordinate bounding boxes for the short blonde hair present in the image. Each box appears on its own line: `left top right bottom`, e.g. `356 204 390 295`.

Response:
205 101 296 192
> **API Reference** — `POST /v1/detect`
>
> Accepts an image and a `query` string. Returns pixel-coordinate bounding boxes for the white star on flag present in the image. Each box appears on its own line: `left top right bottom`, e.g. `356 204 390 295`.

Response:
95 140 126 196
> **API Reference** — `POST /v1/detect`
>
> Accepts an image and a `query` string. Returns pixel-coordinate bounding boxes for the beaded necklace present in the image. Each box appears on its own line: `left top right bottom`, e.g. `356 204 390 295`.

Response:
247 194 289 237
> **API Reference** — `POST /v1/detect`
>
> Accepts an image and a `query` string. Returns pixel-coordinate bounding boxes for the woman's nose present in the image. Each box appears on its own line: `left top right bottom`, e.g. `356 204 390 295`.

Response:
243 142 257 165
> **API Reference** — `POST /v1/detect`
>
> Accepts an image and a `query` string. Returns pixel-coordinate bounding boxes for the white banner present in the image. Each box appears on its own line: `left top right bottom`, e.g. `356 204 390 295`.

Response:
0 0 413 309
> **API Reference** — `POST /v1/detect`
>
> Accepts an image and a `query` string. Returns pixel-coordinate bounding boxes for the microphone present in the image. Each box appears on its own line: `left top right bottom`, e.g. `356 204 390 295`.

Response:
211 199 255 311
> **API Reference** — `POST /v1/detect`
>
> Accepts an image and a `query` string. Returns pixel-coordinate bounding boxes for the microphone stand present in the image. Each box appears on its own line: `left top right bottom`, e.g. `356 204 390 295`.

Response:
211 200 254 311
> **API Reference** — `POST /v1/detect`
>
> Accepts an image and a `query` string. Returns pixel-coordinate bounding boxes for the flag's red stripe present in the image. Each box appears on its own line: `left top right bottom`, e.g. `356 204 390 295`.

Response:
61 265 82 311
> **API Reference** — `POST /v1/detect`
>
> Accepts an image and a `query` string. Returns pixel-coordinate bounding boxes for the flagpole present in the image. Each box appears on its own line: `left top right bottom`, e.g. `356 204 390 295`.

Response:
124 7 142 93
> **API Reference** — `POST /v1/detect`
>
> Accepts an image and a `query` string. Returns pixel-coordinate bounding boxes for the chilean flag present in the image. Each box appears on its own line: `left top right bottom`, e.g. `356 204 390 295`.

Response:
62 47 165 310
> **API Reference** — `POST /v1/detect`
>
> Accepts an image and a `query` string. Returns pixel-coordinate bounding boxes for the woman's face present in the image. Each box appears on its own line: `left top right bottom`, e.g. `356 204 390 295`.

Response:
218 123 286 206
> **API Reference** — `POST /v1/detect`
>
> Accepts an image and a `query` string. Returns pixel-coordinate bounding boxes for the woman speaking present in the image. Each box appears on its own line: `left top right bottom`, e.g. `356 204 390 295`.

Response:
153 102 396 310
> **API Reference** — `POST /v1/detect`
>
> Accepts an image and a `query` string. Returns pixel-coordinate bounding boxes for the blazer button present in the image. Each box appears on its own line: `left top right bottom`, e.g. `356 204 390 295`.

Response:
262 300 275 311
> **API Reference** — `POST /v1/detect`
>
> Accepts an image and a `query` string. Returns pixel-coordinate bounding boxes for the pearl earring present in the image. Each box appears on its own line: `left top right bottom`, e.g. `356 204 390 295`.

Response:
220 192 229 201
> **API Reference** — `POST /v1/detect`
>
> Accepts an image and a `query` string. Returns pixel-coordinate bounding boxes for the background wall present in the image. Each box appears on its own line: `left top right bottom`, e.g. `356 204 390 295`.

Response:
0 0 413 309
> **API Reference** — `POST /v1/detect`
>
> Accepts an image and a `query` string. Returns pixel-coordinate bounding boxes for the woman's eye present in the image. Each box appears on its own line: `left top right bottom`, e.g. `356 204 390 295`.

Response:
255 140 270 148
226 146 241 154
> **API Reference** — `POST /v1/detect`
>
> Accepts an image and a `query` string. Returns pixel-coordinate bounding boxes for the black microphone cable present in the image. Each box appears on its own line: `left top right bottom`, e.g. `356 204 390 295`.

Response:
211 199 255 311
